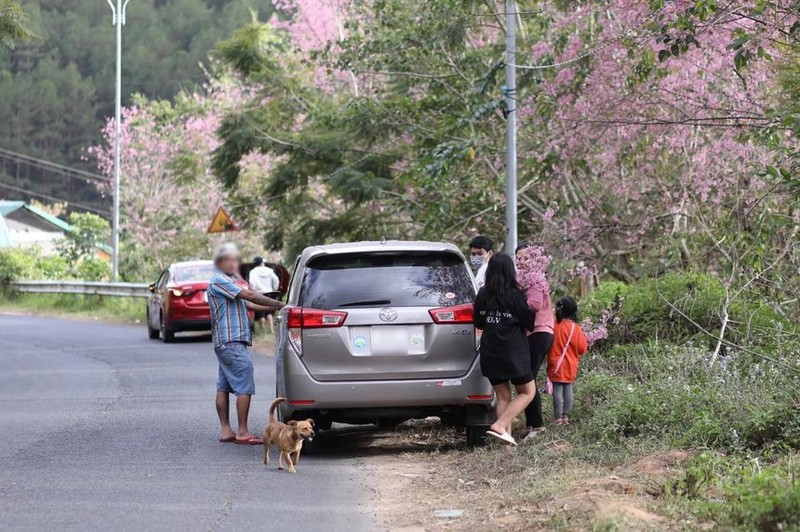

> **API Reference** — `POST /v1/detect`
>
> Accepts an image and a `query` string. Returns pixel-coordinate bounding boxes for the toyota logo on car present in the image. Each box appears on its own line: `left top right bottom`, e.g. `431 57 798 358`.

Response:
378 307 398 322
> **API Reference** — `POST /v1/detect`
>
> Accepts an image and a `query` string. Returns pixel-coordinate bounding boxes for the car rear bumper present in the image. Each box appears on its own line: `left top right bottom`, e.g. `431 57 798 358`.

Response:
167 318 212 331
278 349 494 412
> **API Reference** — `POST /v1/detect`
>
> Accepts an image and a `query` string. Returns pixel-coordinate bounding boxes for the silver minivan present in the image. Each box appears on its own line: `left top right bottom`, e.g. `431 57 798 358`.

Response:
275 240 495 444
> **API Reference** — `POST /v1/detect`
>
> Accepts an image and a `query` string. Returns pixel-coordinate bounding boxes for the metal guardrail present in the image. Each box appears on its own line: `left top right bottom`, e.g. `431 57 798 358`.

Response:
11 280 150 298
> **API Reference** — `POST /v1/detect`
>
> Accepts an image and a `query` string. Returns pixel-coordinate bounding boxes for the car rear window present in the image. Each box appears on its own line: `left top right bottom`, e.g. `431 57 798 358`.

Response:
299 251 475 309
173 264 215 283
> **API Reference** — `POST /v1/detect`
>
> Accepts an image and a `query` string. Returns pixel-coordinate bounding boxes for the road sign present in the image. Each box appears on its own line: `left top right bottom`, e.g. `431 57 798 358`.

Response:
207 207 238 233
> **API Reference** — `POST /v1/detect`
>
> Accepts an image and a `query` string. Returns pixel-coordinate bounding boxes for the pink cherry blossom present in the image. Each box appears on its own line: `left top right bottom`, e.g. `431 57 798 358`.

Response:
516 245 551 293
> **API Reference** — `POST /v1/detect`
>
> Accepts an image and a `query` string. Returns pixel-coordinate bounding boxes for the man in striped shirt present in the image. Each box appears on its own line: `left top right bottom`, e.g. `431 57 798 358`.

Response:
209 243 283 445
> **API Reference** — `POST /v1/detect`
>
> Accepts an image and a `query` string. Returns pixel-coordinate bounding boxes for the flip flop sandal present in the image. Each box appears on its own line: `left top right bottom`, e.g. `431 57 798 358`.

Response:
234 435 263 445
485 430 518 446
219 436 236 443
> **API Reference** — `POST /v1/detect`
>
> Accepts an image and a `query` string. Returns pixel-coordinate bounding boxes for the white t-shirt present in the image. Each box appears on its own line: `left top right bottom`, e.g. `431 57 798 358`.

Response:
474 262 489 289
248 265 280 293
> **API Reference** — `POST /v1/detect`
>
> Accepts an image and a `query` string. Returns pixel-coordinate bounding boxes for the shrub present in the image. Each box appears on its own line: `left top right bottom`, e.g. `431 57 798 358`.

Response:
574 371 628 411
34 255 70 280
0 247 112 282
678 452 800 531
724 464 800 531
75 257 111 281
579 272 791 350
573 343 800 452
0 247 38 285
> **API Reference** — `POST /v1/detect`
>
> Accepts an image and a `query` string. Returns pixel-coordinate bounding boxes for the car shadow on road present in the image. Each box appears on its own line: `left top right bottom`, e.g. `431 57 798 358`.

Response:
303 420 464 458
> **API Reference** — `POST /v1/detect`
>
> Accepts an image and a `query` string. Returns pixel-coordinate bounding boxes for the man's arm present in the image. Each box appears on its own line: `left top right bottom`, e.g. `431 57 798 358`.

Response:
237 288 284 310
244 301 281 312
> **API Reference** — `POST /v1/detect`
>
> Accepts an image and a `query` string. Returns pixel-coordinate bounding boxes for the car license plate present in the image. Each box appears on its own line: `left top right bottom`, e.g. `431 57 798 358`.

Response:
361 325 426 356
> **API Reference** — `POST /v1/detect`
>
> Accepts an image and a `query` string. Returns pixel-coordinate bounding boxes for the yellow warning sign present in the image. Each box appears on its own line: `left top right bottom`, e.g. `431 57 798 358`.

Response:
207 207 238 234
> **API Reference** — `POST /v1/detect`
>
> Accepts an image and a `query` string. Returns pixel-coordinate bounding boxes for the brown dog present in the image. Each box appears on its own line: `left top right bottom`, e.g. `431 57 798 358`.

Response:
262 397 315 473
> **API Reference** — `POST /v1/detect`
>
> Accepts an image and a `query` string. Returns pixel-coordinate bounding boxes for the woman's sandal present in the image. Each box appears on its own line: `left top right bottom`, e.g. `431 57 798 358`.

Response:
234 434 263 445
485 430 518 446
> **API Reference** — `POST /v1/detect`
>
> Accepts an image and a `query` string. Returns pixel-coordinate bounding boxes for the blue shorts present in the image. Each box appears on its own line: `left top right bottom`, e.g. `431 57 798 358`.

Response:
214 341 255 396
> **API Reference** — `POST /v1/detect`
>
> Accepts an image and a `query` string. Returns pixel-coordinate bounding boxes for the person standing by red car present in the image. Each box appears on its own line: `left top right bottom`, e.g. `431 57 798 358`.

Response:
208 243 284 445
248 256 281 334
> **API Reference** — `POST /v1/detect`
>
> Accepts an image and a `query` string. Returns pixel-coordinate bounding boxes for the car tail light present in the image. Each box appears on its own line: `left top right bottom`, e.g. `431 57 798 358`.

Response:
287 307 303 329
429 303 473 324
298 308 347 328
286 307 348 355
467 394 493 401
169 287 195 297
287 307 347 328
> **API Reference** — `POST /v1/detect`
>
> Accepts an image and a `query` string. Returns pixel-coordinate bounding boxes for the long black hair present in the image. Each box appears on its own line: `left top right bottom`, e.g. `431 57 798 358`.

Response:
555 296 579 323
481 253 521 309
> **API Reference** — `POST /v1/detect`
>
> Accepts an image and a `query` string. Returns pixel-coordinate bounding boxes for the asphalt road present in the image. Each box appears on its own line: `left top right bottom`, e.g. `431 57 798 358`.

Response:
0 314 377 531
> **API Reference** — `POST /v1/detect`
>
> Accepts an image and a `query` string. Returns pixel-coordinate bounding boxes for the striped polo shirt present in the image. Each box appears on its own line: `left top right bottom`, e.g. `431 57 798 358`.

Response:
208 270 251 348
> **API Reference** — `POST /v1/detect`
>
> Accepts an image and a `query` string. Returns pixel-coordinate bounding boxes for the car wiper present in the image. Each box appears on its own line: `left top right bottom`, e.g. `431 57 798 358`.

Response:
338 299 392 307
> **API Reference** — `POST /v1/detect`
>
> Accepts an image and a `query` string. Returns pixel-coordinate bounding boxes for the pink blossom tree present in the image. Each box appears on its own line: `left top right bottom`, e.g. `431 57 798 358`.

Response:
515 1 797 284
88 75 268 278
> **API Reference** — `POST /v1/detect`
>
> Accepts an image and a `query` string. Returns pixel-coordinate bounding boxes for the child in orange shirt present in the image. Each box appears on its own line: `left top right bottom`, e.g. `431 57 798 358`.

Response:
547 297 588 425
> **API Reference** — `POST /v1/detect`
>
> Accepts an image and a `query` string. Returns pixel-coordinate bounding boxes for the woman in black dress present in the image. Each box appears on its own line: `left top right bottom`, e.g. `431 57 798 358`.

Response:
474 253 536 445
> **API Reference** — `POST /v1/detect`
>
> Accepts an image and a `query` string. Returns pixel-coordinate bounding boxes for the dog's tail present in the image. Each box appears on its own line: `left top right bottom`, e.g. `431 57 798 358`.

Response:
269 397 288 423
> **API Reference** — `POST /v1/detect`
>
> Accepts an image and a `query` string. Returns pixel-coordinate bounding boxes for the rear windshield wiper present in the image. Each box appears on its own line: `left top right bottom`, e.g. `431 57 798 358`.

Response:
338 299 392 307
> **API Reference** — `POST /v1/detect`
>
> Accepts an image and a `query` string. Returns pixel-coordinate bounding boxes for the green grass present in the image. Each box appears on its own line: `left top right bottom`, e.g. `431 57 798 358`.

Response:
661 451 800 531
0 291 144 324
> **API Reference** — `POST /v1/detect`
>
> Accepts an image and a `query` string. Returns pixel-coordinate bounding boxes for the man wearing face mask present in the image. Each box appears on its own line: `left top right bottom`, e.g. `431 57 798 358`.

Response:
469 235 494 289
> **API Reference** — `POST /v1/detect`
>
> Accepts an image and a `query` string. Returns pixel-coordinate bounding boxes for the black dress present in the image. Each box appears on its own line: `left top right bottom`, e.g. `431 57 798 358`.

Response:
474 288 536 384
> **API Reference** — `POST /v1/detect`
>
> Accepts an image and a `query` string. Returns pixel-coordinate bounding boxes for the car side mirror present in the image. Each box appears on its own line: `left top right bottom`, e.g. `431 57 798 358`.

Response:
148 283 156 293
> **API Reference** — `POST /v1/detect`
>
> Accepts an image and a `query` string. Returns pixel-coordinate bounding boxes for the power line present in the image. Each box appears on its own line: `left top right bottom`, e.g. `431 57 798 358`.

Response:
0 147 108 183
0 182 110 217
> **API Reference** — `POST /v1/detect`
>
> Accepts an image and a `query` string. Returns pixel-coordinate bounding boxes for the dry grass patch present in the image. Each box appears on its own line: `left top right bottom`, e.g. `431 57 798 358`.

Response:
363 421 693 531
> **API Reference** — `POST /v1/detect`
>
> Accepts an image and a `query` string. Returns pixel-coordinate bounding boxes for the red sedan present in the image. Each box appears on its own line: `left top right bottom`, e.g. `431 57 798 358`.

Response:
147 259 289 343
146 260 217 342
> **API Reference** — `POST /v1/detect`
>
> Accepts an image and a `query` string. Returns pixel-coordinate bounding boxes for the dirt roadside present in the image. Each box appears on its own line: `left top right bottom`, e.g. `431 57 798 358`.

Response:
359 421 691 531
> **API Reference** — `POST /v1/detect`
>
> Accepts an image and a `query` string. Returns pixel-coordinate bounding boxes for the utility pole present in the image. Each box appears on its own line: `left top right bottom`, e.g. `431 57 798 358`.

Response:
504 0 518 254
106 0 131 281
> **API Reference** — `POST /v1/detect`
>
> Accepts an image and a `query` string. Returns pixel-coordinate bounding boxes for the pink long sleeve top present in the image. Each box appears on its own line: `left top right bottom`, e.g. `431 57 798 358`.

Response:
525 285 555 335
